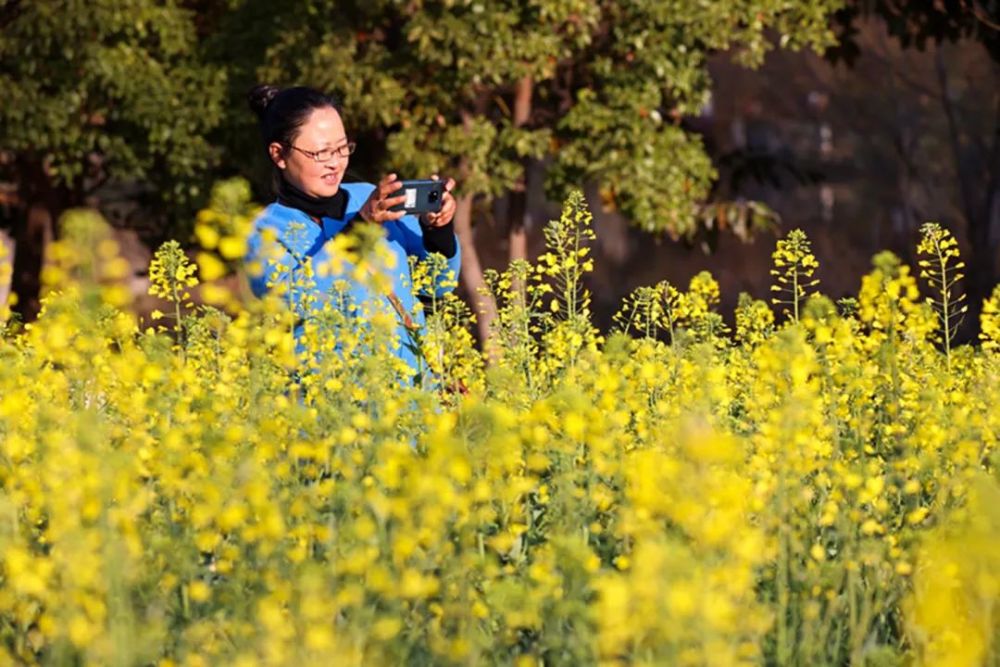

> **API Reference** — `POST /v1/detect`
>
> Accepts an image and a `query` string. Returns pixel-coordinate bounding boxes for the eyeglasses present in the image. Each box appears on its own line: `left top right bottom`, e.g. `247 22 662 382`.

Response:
289 141 357 163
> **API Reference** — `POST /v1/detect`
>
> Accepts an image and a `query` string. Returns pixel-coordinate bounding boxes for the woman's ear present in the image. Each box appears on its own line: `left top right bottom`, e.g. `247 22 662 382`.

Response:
268 142 287 170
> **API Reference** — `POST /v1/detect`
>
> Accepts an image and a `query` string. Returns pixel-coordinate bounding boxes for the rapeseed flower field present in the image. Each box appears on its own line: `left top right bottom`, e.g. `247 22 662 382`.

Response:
0 181 997 666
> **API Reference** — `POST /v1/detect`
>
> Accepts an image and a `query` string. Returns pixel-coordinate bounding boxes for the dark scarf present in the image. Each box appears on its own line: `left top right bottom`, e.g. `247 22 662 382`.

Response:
277 177 348 220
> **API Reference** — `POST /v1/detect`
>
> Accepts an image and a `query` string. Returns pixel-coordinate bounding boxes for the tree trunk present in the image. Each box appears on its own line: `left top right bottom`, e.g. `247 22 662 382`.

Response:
507 75 534 268
971 88 1000 337
11 157 60 323
935 48 999 341
508 196 529 265
453 192 498 353
507 75 534 262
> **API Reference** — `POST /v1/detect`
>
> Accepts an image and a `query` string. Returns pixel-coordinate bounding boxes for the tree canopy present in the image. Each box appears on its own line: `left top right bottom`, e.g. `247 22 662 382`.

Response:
0 0 226 320
0 0 225 201
1 0 846 327
229 0 843 236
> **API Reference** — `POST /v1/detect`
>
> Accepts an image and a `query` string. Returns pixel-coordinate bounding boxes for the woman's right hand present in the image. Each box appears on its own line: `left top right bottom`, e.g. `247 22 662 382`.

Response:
357 173 408 223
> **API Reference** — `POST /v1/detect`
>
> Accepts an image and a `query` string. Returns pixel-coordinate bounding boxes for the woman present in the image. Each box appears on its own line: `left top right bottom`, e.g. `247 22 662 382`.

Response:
243 85 461 380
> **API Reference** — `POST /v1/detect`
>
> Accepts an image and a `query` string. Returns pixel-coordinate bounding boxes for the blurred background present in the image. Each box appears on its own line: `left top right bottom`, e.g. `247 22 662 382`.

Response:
1 0 997 341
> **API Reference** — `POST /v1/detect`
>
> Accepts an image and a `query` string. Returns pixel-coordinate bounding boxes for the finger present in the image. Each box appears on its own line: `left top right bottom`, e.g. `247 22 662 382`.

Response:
438 200 456 226
384 194 408 208
374 202 405 222
378 174 400 196
379 184 401 200
444 177 456 192
369 204 391 223
438 196 456 218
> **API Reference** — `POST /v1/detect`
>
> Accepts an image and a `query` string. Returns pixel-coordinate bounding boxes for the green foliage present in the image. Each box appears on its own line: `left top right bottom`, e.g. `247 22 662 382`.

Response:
232 0 844 236
0 1 226 203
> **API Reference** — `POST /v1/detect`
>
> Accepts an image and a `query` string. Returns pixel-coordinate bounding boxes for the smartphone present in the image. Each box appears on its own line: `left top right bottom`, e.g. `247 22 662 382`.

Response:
388 179 445 215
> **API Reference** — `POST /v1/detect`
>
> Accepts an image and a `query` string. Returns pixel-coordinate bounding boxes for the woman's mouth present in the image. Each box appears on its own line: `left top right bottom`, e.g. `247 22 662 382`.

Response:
321 172 340 185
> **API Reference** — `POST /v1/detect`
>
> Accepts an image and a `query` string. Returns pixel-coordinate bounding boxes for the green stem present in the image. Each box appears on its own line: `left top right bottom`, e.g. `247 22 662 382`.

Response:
792 267 799 322
777 466 790 665
171 281 184 356
939 248 951 371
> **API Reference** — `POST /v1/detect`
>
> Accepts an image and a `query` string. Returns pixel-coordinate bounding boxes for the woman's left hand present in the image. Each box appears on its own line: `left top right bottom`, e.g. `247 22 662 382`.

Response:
420 175 456 228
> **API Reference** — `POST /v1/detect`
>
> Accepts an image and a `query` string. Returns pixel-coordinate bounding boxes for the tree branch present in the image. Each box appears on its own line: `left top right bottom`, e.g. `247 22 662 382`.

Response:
962 0 1000 32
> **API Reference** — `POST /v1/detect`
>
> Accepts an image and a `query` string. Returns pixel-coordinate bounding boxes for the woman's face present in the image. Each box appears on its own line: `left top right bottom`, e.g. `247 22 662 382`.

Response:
268 106 349 198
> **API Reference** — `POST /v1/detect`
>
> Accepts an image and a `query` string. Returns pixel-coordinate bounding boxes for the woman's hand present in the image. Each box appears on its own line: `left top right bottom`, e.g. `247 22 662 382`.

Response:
421 175 457 228
358 173 408 223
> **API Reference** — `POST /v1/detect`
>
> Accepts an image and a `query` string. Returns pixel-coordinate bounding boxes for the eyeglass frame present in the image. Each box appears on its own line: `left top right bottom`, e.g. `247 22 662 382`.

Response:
288 141 357 163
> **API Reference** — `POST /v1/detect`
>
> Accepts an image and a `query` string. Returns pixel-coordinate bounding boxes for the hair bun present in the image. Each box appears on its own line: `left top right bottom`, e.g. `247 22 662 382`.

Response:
248 84 280 119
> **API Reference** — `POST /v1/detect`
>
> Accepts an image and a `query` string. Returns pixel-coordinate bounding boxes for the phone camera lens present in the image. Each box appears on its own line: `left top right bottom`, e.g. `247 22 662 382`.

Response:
429 191 440 202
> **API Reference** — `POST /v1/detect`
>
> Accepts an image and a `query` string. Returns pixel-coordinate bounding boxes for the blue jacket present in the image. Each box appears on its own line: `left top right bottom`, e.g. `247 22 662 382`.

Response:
244 182 461 377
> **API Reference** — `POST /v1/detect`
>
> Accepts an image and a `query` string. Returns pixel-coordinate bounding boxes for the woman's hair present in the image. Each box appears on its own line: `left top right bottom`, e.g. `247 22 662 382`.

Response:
247 84 342 150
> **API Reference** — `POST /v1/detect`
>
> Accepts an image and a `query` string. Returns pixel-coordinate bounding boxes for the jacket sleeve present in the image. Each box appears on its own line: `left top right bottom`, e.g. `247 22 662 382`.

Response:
244 222 310 317
395 214 462 298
